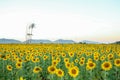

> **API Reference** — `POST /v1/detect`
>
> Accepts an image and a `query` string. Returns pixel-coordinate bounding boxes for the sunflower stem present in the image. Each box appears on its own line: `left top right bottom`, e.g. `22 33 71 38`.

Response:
104 71 108 80
11 70 13 80
60 77 63 80
51 74 54 80
88 70 93 80
73 77 76 80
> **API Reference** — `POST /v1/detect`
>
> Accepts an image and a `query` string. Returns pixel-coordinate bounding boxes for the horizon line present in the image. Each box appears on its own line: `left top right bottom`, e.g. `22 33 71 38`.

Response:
0 38 119 43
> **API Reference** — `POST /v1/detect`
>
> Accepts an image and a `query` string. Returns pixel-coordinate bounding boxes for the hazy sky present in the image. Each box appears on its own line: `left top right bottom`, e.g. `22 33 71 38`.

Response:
0 0 120 43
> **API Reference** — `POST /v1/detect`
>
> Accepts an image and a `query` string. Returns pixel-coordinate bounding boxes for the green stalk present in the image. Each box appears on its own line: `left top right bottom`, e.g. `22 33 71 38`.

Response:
104 71 108 80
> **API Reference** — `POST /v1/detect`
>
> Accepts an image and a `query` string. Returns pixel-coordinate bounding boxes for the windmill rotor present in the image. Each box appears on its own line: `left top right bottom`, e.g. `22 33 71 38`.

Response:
26 23 35 44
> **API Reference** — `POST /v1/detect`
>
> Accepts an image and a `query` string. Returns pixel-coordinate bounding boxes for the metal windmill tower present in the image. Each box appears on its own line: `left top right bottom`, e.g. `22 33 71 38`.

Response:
26 23 35 44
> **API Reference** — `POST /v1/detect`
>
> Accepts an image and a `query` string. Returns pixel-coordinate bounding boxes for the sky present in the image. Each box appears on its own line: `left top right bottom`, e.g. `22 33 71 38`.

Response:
0 0 120 43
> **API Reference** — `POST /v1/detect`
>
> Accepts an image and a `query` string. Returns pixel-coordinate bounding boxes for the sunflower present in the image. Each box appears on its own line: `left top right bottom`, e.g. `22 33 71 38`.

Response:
31 58 36 63
3 57 7 60
106 49 110 53
86 61 96 70
80 57 85 61
56 53 60 56
75 59 79 63
86 52 90 56
100 56 105 61
48 65 56 74
79 61 84 66
94 52 99 57
14 56 18 60
16 62 22 69
88 58 92 62
94 56 99 61
56 57 61 62
36 58 40 62
114 59 120 67
17 58 22 63
64 58 69 63
117 52 120 57
52 54 56 59
20 53 24 57
62 53 66 57
101 61 112 71
108 54 114 60
56 69 64 77
68 66 79 78
52 60 58 66
43 55 48 60
33 66 42 73
69 52 74 57
7 65 12 71
65 62 71 69
35 53 38 56
26 56 30 61
6 54 10 58
39 53 43 57
77 54 81 58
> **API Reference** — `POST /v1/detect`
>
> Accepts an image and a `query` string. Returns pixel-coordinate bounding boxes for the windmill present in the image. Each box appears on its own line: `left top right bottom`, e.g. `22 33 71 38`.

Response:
26 23 35 44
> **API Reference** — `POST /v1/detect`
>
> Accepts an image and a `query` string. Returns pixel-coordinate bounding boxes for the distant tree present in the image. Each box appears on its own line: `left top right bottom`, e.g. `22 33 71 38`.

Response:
115 41 120 44
79 42 86 44
79 42 83 44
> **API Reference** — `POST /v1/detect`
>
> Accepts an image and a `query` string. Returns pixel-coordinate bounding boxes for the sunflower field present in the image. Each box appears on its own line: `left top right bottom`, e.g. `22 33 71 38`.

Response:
0 44 120 80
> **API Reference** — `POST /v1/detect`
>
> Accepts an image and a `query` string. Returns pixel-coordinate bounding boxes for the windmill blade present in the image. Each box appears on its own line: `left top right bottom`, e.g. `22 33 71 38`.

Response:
26 23 35 44
31 23 35 28
29 23 35 29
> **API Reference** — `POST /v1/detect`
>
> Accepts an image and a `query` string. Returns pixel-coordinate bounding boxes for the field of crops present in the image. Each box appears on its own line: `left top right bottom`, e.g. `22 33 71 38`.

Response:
0 44 120 80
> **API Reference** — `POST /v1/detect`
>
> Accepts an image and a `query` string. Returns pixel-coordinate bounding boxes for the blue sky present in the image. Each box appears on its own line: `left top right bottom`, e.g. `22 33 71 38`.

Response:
0 0 120 42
